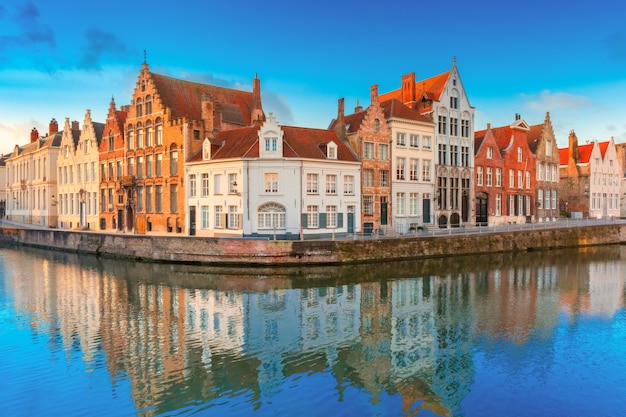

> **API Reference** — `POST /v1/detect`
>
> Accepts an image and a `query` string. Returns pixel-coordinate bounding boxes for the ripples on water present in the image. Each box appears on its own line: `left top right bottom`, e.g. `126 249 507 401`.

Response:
1 244 626 417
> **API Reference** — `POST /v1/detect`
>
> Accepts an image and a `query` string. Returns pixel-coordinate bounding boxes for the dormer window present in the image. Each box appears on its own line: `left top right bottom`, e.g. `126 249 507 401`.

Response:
265 137 278 152
327 141 338 159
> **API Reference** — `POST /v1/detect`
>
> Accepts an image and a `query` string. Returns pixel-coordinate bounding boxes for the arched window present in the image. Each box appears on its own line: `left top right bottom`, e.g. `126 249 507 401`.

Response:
145 95 152 114
127 124 134 150
135 98 143 117
257 203 286 230
145 120 153 147
136 122 143 148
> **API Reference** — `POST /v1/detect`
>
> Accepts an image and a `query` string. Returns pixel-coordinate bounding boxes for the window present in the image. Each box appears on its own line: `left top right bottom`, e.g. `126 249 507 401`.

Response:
538 189 544 209
146 155 153 177
410 159 418 181
396 158 406 180
518 170 523 189
128 130 134 150
137 156 144 179
155 185 162 213
146 127 153 147
496 168 502 187
156 154 162 176
552 166 557 182
307 205 319 228
487 167 492 186
214 174 222 194
156 120 163 145
396 132 406 146
344 175 354 195
189 174 197 197
170 184 178 213
422 160 431 182
127 159 134 177
451 145 459 166
423 136 432 150
410 134 419 148
374 119 380 132
517 146 523 162
396 192 405 216
201 173 209 196
461 119 470 137
265 173 278 193
215 206 223 228
364 142 375 159
327 146 336 159
108 188 113 212
307 173 318 194
364 169 374 187
258 203 285 230
170 149 178 175
450 118 458 136
326 205 337 228
265 137 278 152
101 189 106 212
450 96 458 109
135 100 142 117
438 116 447 134
108 133 114 151
496 194 502 216
228 206 240 229
552 191 557 209
380 170 389 187
526 171 531 189
228 173 237 194
137 186 143 212
477 166 483 186
146 186 153 212
379 144 389 160
508 195 515 216
546 140 552 157
509 169 515 188
116 160 122 178
201 206 209 229
487 147 493 159
438 144 447 165
326 174 337 194
77 164 81 183
137 128 144 148
363 195 374 215
409 193 418 215
461 146 469 167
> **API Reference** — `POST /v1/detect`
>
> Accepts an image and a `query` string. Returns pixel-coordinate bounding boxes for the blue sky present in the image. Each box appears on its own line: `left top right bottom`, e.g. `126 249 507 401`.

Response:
1 0 626 155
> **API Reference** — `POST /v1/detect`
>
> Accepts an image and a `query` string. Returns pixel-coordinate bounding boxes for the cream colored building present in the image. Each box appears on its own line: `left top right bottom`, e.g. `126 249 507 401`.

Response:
57 111 103 230
5 119 61 227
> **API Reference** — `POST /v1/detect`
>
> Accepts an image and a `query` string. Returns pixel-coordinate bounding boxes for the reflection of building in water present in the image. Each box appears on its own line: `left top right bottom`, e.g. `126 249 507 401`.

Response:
559 259 623 318
430 274 475 413
186 288 245 364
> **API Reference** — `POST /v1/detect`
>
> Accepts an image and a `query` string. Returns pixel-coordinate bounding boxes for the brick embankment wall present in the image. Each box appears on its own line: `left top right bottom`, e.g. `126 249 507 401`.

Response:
0 225 624 266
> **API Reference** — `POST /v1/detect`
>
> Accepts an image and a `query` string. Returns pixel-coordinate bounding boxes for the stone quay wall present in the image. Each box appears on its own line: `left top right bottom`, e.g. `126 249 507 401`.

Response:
0 225 624 266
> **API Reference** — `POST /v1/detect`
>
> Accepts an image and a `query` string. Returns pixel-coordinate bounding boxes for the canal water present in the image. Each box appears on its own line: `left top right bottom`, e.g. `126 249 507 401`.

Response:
1 243 625 417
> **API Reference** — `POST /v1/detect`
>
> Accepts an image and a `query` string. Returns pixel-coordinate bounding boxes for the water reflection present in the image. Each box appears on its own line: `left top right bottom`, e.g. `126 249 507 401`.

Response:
1 244 625 417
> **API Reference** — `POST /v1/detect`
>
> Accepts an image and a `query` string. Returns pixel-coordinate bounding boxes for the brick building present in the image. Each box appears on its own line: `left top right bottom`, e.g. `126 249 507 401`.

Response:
115 60 264 234
331 86 392 235
474 115 536 224
527 112 560 222
99 98 128 231
473 123 505 226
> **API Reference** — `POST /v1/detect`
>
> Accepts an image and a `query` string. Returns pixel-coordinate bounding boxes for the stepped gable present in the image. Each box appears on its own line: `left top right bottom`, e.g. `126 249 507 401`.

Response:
150 73 255 125
380 98 433 123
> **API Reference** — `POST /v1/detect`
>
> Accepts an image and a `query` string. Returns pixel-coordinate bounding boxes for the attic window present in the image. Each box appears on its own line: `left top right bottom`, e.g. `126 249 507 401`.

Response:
265 137 278 152
327 143 337 159
194 130 200 140
453 79 457 86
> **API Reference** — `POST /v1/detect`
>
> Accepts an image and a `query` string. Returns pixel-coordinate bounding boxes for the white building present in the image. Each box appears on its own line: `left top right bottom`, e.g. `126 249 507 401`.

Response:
57 112 103 230
588 138 621 219
382 99 436 233
185 114 361 238
5 119 60 227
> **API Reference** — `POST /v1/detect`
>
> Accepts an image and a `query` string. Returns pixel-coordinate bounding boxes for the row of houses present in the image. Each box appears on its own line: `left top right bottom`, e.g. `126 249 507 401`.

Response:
1 59 624 238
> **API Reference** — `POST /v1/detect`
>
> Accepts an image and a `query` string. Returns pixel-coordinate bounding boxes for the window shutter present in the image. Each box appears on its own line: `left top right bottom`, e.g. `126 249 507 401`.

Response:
301 213 308 228
319 213 327 228
338 213 343 228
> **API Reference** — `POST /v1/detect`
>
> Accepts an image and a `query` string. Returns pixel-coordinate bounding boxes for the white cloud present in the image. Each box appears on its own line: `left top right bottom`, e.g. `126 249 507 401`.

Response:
521 90 591 111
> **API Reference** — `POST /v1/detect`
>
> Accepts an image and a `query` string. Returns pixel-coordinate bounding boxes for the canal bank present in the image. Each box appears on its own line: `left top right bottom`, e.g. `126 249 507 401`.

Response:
0 222 625 266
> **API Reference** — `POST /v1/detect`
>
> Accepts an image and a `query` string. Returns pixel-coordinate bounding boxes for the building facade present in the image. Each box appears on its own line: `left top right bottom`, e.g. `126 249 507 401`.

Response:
473 124 505 226
379 60 475 228
380 99 436 233
5 120 60 227
528 112 560 222
57 112 103 230
186 114 361 238
560 131 620 219
332 86 391 235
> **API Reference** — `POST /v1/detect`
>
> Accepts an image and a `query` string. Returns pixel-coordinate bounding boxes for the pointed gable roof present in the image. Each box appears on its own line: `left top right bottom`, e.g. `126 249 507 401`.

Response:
577 143 595 164
379 71 451 104
599 140 610 157
150 72 255 125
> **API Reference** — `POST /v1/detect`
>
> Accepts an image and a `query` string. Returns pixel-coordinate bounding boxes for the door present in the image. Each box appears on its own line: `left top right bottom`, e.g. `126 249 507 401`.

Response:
80 202 86 227
189 206 196 236
347 205 354 234
476 194 488 226
423 199 431 223
380 202 388 225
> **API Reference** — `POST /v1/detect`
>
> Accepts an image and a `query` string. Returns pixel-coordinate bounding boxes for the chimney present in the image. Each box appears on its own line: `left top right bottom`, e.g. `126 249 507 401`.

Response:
72 120 80 131
487 123 491 130
515 113 521 120
370 84 379 105
401 72 416 103
49 118 58 135
30 128 39 143
202 93 215 135
354 99 363 113
334 98 346 141
569 129 579 163
251 73 265 126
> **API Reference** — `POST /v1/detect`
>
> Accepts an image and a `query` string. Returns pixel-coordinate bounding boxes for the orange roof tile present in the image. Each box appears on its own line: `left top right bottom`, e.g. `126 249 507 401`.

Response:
577 143 594 164
599 141 609 157
379 71 451 104
380 99 434 124
150 73 255 125
559 147 569 166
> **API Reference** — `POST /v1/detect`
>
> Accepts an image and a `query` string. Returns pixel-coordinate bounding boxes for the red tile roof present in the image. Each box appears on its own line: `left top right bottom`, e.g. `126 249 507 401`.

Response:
190 125 358 162
559 147 569 166
380 99 434 124
577 143 594 164
599 140 609 157
150 73 255 125
527 124 544 153
379 71 451 104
